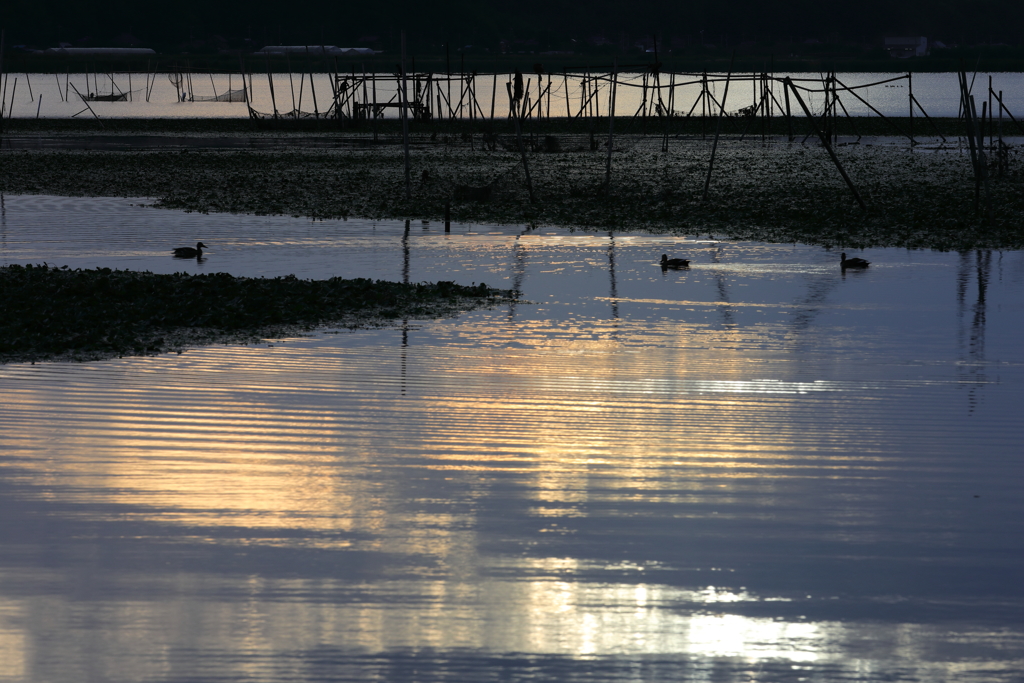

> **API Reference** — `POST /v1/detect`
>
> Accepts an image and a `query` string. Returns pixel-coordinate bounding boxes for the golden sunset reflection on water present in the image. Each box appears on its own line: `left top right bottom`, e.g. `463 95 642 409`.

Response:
2 197 1023 680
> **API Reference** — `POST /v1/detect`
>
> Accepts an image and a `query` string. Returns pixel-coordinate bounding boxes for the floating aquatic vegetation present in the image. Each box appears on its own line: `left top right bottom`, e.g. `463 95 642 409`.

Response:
0 264 514 364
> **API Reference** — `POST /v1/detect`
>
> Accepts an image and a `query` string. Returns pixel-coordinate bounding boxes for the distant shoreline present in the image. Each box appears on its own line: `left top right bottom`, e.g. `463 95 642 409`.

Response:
4 52 1024 75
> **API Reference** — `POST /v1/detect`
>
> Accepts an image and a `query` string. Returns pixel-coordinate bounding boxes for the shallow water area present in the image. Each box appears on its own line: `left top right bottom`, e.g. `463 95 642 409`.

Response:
1 195 1024 681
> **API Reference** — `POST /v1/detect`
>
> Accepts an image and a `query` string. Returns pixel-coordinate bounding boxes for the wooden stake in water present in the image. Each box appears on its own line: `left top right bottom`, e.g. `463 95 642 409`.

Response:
0 29 5 136
371 67 378 142
702 53 735 203
6 78 16 121
265 53 279 118
401 31 411 200
310 47 321 118
605 59 618 188
785 77 865 211
509 70 535 203
286 53 297 115
68 83 104 128
908 71 914 146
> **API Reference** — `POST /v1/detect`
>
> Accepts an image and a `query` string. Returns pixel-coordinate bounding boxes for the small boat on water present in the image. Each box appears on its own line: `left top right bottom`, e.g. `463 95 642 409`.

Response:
77 92 128 102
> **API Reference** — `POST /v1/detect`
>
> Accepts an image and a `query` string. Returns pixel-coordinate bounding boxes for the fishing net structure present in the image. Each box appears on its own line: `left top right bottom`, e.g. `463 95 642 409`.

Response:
193 89 248 103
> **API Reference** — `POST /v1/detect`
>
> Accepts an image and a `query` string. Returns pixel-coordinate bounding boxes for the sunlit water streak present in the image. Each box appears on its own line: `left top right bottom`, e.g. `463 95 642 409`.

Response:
1 195 1023 681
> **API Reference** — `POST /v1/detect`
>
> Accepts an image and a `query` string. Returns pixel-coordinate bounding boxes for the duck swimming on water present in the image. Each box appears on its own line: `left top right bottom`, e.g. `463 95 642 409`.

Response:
661 254 690 268
839 252 869 268
173 242 207 258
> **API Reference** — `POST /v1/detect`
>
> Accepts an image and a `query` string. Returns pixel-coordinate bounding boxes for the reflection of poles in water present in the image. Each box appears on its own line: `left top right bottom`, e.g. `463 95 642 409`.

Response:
709 244 735 327
402 219 410 285
401 218 411 395
790 270 840 343
957 250 991 413
400 320 409 397
508 229 531 319
607 231 619 321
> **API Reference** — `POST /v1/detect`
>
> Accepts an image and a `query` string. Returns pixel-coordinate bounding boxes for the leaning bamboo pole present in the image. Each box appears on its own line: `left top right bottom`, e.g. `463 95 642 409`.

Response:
401 31 411 200
784 77 865 211
605 61 618 188
702 54 735 203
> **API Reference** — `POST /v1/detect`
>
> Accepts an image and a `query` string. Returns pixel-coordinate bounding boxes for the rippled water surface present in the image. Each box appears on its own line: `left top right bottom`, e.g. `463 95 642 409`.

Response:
1 195 1023 681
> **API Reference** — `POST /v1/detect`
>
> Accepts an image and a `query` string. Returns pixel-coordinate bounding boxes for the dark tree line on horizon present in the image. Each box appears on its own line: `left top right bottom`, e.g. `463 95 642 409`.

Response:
2 0 1022 53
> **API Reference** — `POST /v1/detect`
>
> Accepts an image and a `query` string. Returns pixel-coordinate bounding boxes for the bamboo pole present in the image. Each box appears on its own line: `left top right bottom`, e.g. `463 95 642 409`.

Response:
969 95 992 221
991 89 1024 135
605 59 618 188
0 29 5 136
998 89 1005 176
910 93 946 141
309 49 319 117
832 76 912 141
959 71 982 181
702 54 735 203
401 31 411 200
371 69 378 140
6 79 16 120
908 71 914 146
784 77 865 211
286 54 297 115
983 75 991 151
509 70 535 203
546 73 551 119
239 55 252 118
668 72 675 117
68 83 104 127
265 53 278 118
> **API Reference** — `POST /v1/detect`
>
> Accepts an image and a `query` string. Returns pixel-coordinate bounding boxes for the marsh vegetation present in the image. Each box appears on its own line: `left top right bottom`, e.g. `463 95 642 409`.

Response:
2 118 1022 252
0 263 513 363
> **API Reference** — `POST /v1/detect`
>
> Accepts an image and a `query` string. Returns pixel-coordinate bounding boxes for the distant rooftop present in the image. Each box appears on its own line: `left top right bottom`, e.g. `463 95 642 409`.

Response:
884 36 928 58
43 47 157 56
254 45 379 56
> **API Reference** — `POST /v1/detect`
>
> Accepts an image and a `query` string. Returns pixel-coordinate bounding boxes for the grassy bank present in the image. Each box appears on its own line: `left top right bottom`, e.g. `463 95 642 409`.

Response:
2 118 1023 252
0 264 513 363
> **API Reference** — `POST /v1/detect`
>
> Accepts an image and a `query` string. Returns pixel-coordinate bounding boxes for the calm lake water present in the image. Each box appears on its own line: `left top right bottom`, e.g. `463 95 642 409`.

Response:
2 70 1023 120
1 194 1024 681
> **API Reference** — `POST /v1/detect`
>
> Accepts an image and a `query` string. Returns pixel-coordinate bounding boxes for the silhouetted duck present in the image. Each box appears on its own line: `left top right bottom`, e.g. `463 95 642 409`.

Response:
840 252 869 268
173 242 207 258
661 254 690 268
